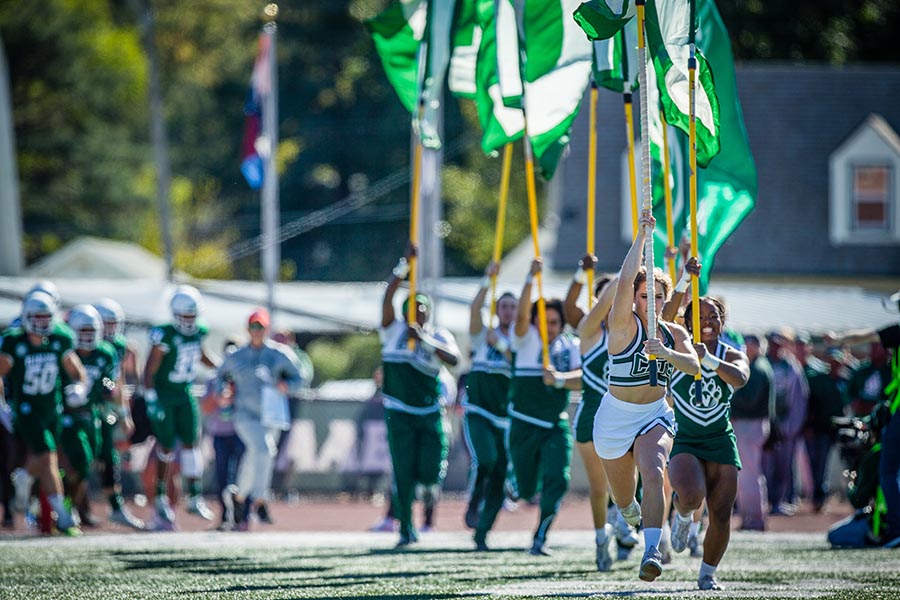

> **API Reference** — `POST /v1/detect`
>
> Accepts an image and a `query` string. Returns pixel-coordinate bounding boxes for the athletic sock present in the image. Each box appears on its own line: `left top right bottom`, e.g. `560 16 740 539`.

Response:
699 561 717 579
188 480 201 497
156 480 167 499
595 527 609 545
108 493 123 511
689 521 701 537
643 527 662 550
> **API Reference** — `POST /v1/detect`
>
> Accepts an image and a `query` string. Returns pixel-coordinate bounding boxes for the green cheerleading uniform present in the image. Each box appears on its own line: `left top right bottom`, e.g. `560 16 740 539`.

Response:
463 327 512 544
60 341 118 479
508 326 579 547
575 328 609 444
380 319 458 540
0 323 75 454
669 341 741 468
148 323 208 448
608 314 676 389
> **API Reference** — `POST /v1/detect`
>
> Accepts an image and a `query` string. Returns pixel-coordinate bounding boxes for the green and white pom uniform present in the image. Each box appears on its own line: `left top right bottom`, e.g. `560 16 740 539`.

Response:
574 328 609 444
148 323 208 448
669 341 741 468
508 325 580 548
380 319 459 540
463 328 512 545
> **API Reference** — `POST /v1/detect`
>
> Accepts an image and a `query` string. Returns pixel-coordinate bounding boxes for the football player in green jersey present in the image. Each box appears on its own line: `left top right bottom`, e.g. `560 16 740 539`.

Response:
94 298 144 529
667 296 749 591
0 292 88 535
143 285 219 529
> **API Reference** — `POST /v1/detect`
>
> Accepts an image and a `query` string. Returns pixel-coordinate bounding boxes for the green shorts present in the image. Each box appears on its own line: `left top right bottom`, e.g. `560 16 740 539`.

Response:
13 399 60 455
59 411 101 479
151 397 199 449
671 430 741 469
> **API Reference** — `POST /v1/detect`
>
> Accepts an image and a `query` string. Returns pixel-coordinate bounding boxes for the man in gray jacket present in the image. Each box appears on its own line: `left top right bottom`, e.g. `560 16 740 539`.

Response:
216 308 306 530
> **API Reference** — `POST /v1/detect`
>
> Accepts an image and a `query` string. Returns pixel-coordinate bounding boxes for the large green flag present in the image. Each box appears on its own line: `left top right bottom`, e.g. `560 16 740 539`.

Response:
366 0 477 148
574 0 720 167
474 0 592 178
591 22 637 93
648 0 756 293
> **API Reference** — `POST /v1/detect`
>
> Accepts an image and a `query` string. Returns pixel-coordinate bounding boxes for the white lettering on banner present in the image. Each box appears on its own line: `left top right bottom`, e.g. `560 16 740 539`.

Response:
279 419 361 473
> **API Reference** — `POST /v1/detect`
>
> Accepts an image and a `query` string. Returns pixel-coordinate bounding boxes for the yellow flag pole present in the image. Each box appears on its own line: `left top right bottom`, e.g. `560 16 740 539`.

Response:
635 0 658 386
489 143 514 323
407 104 424 350
624 89 639 239
661 110 677 285
689 44 702 396
524 133 550 369
586 84 599 309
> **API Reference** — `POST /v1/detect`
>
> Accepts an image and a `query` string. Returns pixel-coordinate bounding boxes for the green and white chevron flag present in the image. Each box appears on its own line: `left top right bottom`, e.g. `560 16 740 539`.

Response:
573 0 634 41
367 0 477 148
591 18 637 93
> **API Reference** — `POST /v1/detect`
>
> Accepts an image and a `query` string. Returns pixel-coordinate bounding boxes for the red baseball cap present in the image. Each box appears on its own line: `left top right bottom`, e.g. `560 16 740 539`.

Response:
248 308 270 329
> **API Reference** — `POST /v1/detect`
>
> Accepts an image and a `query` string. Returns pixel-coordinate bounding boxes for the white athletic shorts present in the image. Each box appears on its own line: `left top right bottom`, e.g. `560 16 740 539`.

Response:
592 391 676 460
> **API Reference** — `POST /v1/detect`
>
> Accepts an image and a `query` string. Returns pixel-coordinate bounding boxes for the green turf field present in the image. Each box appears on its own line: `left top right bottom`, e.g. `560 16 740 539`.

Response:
0 531 897 599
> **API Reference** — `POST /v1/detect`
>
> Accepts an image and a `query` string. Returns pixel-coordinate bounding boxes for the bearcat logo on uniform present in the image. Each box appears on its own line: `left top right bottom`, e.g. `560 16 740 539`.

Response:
689 376 724 409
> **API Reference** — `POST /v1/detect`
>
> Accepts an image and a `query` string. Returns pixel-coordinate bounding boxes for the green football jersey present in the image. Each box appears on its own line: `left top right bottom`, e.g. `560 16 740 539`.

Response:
148 323 208 400
0 323 74 409
71 340 119 414
669 342 735 439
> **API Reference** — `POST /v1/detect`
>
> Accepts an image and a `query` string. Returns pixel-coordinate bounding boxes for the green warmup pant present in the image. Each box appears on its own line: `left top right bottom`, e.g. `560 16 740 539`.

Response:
151 396 199 449
98 410 121 488
507 418 572 546
59 412 100 480
463 412 508 545
385 408 448 540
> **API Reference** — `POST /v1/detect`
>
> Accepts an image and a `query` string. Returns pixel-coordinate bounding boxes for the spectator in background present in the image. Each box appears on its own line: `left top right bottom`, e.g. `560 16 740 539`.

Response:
763 329 808 516
201 339 244 530
848 342 890 417
804 348 852 512
730 334 775 531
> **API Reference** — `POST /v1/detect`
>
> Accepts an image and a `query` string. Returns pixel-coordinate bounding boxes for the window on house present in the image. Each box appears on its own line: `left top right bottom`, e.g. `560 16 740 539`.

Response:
852 165 891 232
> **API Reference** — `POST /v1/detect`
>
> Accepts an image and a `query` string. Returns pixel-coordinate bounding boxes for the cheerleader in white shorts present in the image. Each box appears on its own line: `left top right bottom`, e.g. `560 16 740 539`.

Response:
593 210 699 582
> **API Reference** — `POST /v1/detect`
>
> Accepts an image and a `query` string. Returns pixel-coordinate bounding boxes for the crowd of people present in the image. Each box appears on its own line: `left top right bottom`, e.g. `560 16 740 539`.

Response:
0 228 897 590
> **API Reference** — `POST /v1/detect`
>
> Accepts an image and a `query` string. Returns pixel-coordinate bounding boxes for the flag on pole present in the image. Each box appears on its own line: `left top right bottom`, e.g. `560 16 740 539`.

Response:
366 0 477 148
591 25 637 93
573 0 720 167
649 0 756 292
240 33 272 190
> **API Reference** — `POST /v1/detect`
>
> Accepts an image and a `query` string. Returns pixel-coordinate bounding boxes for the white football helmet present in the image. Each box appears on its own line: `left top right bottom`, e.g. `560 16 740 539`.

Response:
170 285 202 336
95 298 125 340
26 280 61 310
22 291 57 337
68 304 103 351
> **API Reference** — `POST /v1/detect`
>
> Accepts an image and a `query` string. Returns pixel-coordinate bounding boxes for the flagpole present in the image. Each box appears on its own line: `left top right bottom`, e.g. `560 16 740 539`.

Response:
623 85 639 239
524 131 550 369
661 110 677 285
261 4 280 324
688 0 703 399
489 143 513 324
586 83 598 309
407 100 424 350
635 0 658 386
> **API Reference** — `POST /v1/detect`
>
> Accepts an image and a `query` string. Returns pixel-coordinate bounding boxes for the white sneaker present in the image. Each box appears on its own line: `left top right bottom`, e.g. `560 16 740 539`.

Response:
12 468 34 512
670 513 692 553
639 545 663 582
110 507 146 530
595 524 614 572
698 574 722 590
615 511 641 549
187 495 215 521
660 523 673 565
620 501 642 527
155 495 176 526
688 532 702 557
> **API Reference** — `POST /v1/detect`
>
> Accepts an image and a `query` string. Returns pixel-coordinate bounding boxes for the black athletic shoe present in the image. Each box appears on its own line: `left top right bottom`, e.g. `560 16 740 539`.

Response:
464 503 480 529
257 503 274 524
474 537 489 552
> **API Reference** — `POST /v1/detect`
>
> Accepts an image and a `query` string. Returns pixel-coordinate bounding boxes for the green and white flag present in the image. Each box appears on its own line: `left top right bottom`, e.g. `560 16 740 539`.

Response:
573 0 720 167
367 0 477 148
518 0 594 178
474 0 526 155
648 0 756 292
